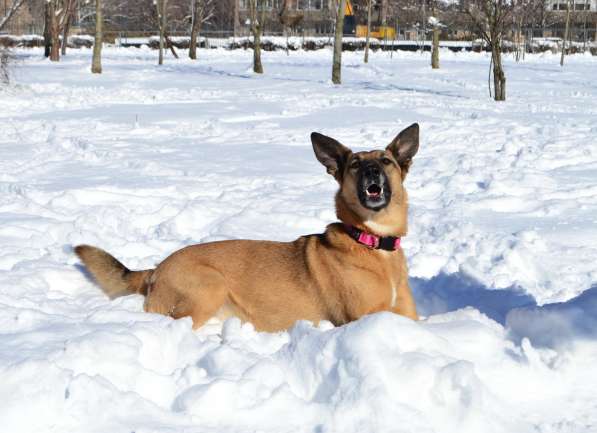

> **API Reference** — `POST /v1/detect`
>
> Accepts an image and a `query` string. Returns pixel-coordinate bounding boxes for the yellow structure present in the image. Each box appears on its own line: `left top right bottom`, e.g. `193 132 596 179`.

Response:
356 25 396 40
345 0 354 16
348 0 396 40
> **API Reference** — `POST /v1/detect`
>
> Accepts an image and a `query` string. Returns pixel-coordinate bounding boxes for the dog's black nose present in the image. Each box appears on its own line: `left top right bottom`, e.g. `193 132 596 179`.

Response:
362 162 381 178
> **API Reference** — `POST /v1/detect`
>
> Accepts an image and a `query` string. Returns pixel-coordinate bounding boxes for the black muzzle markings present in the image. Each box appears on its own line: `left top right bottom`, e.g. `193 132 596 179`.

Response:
357 161 392 211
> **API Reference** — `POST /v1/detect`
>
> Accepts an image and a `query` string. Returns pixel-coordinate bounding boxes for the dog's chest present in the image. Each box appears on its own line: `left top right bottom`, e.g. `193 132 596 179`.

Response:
347 279 397 319
346 254 401 314
373 250 401 308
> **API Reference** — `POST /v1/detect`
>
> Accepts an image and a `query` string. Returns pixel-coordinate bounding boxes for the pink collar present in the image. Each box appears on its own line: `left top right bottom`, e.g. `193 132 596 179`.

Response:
344 225 401 251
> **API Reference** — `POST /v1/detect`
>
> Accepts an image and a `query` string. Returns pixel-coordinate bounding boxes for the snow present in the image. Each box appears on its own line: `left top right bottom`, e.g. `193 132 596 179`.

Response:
112 35 479 50
428 16 440 27
1 47 597 433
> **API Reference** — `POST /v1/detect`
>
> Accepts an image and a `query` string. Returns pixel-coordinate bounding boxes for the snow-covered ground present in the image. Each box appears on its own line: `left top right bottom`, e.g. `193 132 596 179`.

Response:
1 47 596 433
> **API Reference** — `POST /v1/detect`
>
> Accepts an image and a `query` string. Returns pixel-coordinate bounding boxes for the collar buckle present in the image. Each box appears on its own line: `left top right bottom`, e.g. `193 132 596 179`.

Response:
358 231 380 249
345 225 401 251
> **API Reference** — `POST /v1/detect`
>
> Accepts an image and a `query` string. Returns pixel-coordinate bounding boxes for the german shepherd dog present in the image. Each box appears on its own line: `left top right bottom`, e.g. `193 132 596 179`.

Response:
75 123 420 331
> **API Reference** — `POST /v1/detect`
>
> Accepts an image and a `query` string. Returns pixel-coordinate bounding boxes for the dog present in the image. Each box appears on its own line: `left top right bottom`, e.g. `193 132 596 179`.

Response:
75 123 420 331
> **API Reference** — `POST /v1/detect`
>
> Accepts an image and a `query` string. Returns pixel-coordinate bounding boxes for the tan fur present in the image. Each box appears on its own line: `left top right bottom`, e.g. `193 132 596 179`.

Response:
75 125 420 331
75 245 152 298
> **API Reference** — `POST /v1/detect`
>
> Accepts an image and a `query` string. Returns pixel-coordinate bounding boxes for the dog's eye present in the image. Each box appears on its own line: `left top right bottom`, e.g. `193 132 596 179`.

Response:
381 157 393 166
349 160 360 169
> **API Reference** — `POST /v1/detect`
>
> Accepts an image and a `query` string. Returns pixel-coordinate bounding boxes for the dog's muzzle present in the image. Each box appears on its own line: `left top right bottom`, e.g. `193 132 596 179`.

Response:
357 162 391 211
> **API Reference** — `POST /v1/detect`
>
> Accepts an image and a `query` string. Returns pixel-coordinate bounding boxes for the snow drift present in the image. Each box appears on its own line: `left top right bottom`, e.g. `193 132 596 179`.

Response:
0 47 596 433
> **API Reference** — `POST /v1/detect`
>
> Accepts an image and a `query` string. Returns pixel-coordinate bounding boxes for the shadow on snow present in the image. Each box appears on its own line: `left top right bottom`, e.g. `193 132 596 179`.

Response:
411 271 597 347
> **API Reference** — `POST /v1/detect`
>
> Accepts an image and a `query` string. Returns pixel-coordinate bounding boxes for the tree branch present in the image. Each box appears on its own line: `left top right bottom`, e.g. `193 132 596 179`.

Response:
466 6 491 45
0 0 27 32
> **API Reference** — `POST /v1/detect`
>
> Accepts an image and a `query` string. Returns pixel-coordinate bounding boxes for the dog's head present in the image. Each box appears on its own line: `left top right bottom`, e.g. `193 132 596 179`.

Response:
311 123 419 236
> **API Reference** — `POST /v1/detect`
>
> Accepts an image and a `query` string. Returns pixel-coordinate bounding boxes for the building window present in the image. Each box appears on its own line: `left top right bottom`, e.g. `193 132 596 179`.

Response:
553 1 591 10
240 0 281 10
295 0 323 9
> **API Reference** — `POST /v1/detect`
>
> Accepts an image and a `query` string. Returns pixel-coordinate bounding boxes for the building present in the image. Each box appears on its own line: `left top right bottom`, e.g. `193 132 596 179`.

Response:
0 0 44 34
2 0 596 42
543 0 597 40
547 0 596 11
236 0 334 36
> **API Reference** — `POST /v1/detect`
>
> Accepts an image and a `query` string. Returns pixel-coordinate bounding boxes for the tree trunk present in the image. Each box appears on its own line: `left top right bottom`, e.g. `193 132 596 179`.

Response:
91 0 102 73
159 35 164 65
61 9 72 56
380 0 388 27
431 2 439 69
161 0 167 65
492 40 506 101
332 0 346 84
582 9 587 50
233 0 240 37
253 29 263 73
50 34 60 61
560 0 571 67
364 0 372 63
189 0 201 59
157 0 168 65
165 32 179 58
514 16 520 62
249 0 263 74
48 1 60 62
431 27 439 68
43 1 51 58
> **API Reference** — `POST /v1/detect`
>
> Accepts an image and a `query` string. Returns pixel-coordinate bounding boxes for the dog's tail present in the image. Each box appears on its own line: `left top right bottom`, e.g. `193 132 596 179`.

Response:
74 245 153 298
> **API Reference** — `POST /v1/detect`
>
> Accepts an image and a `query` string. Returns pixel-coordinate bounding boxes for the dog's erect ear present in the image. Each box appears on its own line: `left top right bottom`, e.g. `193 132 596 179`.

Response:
311 132 352 180
386 123 419 177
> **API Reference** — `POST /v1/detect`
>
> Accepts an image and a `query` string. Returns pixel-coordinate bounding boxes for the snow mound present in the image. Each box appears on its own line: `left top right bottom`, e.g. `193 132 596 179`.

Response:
1 48 596 432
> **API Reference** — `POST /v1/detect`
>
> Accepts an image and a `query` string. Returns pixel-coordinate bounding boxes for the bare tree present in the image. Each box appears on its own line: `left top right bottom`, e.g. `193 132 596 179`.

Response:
248 0 266 74
44 1 51 57
189 0 201 59
233 0 240 37
61 2 76 56
91 0 102 73
380 0 388 27
46 0 76 61
0 48 11 84
560 0 571 66
156 0 168 65
0 0 26 32
332 0 346 84
364 0 372 63
430 1 440 69
467 1 515 101
279 0 289 54
189 0 214 60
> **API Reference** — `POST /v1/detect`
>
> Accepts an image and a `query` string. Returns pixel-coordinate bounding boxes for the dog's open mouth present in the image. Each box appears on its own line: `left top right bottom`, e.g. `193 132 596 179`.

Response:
358 179 391 211
356 163 392 211
366 184 382 199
